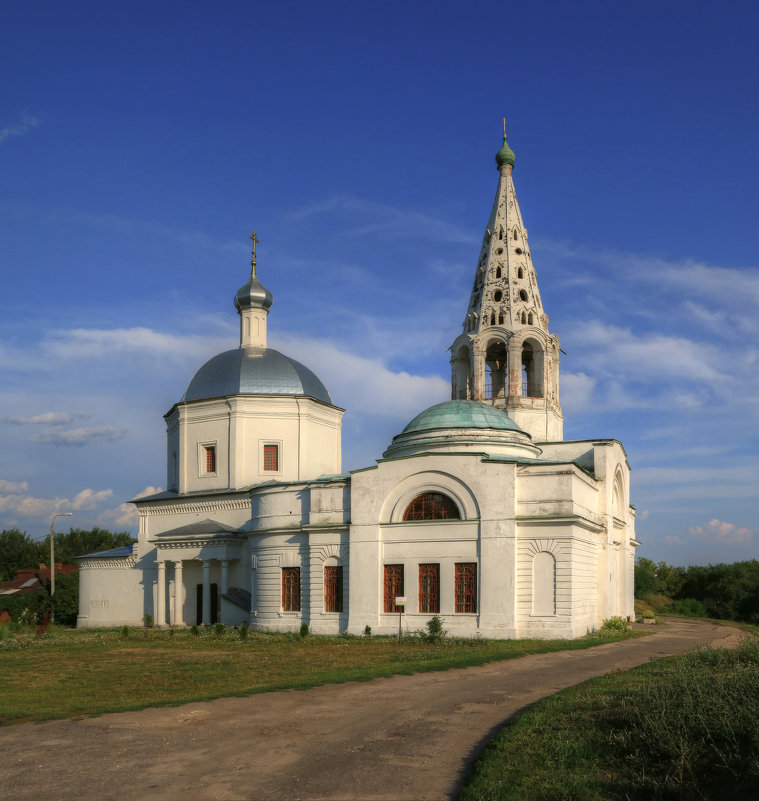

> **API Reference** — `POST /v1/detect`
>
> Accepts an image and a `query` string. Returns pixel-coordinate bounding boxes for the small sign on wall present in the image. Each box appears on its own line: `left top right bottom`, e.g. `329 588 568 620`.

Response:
395 597 407 606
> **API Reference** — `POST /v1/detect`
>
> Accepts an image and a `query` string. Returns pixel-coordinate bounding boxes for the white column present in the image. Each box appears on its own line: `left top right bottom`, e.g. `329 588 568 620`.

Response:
221 560 229 595
202 560 212 625
156 561 166 627
173 561 184 626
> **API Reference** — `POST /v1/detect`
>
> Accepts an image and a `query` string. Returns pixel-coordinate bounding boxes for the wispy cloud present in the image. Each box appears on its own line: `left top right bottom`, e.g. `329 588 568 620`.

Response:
6 411 88 425
0 112 38 144
290 194 478 246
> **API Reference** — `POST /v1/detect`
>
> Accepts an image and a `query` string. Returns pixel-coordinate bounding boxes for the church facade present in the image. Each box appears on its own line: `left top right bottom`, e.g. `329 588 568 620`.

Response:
77 132 637 638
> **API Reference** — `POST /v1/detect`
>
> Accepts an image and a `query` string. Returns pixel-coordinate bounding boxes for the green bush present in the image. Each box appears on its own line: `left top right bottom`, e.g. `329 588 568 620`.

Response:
120 626 130 638
190 624 199 636
364 625 372 637
239 624 249 639
601 616 629 631
299 623 309 638
664 597 706 617
423 615 447 642
214 622 226 637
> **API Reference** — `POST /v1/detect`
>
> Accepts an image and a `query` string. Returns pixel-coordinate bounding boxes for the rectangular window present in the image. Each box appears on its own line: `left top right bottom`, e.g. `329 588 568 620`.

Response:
418 564 440 614
263 443 279 471
455 563 477 613
204 445 216 474
324 565 343 613
282 567 300 612
383 564 404 613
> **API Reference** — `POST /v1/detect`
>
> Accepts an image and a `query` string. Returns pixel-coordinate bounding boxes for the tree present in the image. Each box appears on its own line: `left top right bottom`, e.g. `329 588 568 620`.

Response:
0 529 45 582
40 527 136 564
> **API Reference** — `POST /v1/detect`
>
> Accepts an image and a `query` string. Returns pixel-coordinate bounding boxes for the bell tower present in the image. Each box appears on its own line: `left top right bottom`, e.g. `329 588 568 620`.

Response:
450 124 563 442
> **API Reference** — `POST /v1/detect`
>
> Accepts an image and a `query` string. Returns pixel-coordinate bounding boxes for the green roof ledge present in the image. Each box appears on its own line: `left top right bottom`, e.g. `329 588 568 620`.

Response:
495 117 516 167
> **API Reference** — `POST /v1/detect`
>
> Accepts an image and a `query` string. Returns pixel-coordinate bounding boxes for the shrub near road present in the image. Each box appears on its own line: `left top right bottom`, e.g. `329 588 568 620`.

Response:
459 636 759 801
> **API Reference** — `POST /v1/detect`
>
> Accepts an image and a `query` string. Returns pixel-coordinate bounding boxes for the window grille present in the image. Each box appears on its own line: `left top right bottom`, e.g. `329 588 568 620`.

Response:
418 564 440 614
384 564 404 613
282 567 300 612
455 563 477 613
324 565 343 613
263 443 279 471
204 446 216 474
403 493 460 521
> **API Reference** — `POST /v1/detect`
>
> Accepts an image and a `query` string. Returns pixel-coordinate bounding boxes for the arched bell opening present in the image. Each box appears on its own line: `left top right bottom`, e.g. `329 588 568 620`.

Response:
485 340 508 400
452 345 473 400
521 338 544 398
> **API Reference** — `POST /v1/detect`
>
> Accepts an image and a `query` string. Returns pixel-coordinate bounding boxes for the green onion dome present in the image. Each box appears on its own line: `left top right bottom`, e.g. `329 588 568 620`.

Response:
495 135 516 167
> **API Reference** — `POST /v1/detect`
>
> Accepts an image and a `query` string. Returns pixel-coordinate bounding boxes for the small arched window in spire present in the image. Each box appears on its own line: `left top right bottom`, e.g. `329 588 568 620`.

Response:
521 311 527 324
528 312 533 325
513 228 519 241
499 226 504 240
498 313 504 325
517 267 523 279
496 266 501 278
403 492 460 521
490 311 496 326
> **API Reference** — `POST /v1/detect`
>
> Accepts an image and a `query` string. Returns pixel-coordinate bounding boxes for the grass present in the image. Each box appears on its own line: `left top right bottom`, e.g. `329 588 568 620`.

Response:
0 622 641 725
458 635 759 801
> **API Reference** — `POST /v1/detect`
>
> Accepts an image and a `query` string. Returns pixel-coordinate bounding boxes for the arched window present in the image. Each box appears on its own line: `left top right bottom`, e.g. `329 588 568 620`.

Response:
517 267 523 279
528 312 533 325
498 312 504 325
496 266 501 278
403 492 460 521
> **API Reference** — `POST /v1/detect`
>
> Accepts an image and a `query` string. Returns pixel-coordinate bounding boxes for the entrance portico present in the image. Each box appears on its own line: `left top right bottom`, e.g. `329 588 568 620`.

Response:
152 519 245 626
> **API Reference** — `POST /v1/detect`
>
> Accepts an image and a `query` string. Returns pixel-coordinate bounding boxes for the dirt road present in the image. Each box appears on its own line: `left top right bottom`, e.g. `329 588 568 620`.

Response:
0 618 740 801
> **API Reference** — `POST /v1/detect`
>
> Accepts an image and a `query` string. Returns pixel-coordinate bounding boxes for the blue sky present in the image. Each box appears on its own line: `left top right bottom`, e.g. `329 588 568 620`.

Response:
1 1 757 566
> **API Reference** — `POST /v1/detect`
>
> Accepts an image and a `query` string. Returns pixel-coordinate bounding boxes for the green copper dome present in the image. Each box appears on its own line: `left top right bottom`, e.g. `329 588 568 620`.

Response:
401 400 523 434
495 135 516 167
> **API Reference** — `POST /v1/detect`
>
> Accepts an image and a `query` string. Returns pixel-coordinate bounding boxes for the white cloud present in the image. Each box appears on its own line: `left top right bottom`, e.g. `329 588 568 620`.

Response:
0 486 112 518
0 480 29 493
0 112 38 143
28 426 124 446
43 326 232 362
97 486 163 529
664 536 684 544
688 518 753 544
560 371 596 414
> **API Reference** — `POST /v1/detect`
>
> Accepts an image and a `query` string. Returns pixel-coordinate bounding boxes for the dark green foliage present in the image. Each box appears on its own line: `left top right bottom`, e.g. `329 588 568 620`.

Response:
299 622 309 638
239 624 249 639
635 557 759 624
214 622 225 637
46 572 79 626
679 560 759 623
120 626 130 638
190 624 199 636
43 527 136 564
0 529 45 582
0 589 48 623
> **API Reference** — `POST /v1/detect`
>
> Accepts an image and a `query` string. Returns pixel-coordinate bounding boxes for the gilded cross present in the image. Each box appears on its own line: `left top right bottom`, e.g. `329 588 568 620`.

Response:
250 231 259 269
503 116 507 137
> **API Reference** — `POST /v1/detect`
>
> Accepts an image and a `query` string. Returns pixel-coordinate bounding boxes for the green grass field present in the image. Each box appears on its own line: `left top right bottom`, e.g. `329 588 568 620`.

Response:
0 622 640 725
458 635 759 801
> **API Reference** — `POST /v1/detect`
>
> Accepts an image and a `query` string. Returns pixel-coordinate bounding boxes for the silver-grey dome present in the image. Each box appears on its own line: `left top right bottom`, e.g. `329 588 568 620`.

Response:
183 347 333 404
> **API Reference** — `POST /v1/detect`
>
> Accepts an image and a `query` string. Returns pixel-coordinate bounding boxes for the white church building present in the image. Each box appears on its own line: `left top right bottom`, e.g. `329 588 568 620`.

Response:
77 131 637 638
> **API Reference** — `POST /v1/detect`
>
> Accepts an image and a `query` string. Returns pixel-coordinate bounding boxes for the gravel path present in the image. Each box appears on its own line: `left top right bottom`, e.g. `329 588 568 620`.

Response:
0 618 741 801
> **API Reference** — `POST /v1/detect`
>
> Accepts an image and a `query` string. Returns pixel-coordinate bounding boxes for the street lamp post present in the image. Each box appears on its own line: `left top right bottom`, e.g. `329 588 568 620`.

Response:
50 512 72 622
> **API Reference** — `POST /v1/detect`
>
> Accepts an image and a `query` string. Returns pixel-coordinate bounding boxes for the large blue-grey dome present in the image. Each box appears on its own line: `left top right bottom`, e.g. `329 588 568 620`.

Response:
183 347 333 404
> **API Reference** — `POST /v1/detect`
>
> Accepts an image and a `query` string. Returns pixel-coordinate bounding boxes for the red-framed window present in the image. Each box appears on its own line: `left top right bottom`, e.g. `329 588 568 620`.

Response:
402 492 460 521
418 564 440 614
455 563 477 613
204 445 216 474
282 567 300 612
383 564 404 613
263 443 279 471
324 565 343 613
